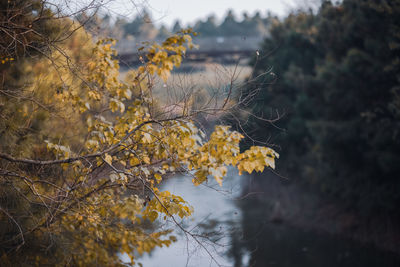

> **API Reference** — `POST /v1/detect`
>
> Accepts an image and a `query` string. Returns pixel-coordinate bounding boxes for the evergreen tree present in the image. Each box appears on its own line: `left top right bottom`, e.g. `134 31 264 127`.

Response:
193 15 219 36
172 20 182 33
219 10 240 36
123 10 158 39
157 24 171 39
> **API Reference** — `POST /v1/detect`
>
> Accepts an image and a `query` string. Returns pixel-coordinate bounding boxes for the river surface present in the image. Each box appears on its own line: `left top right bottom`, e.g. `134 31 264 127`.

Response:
129 168 400 267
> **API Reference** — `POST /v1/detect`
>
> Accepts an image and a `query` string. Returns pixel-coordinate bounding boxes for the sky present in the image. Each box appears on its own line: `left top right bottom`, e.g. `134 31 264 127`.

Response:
112 0 301 26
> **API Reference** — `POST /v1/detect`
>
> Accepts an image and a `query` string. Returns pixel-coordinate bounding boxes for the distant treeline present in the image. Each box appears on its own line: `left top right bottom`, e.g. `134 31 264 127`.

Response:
76 9 275 40
235 0 400 217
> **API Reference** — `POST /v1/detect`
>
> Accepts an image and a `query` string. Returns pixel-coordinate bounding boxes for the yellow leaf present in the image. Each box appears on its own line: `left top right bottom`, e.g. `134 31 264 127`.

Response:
147 211 158 222
142 133 152 143
104 154 113 165
154 173 162 183
143 156 151 164
130 157 140 166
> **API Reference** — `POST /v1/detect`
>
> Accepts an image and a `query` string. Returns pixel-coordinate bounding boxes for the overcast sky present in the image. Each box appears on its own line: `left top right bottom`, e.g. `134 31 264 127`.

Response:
112 0 301 26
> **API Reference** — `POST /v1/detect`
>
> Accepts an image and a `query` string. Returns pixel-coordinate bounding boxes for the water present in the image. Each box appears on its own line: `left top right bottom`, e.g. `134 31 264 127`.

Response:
233 197 400 267
128 171 400 267
136 168 244 267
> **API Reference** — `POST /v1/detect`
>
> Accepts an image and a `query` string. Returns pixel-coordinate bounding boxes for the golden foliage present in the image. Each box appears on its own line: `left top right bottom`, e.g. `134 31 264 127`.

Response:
0 28 277 266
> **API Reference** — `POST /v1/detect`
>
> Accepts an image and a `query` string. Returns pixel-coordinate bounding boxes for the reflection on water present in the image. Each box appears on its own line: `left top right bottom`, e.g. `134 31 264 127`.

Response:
232 196 400 267
134 168 400 267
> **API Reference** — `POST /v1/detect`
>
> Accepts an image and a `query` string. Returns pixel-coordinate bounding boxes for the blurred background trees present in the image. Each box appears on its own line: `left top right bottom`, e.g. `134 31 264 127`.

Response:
238 0 400 217
89 8 275 40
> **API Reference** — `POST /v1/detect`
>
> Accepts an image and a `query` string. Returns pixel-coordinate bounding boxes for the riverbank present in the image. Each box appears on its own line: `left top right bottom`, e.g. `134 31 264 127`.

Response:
242 172 400 256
